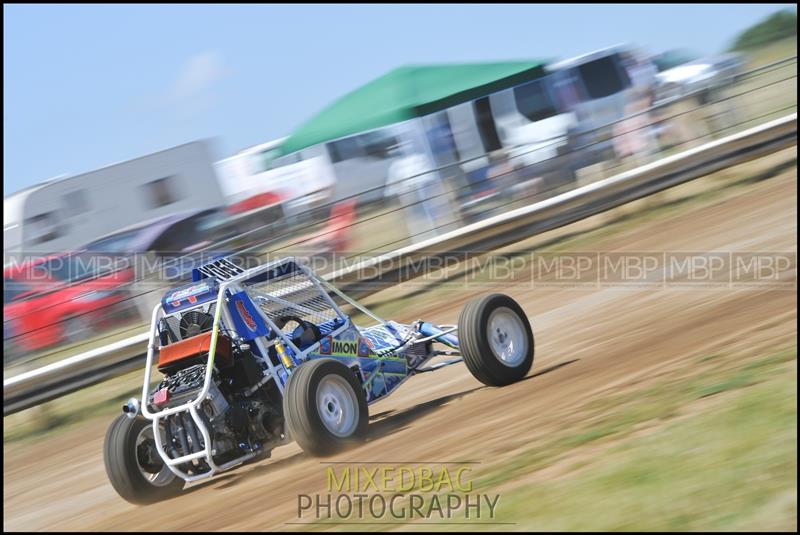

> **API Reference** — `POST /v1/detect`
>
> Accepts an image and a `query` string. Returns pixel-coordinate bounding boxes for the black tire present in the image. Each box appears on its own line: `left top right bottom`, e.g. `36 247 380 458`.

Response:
283 358 368 457
103 414 184 505
458 293 535 386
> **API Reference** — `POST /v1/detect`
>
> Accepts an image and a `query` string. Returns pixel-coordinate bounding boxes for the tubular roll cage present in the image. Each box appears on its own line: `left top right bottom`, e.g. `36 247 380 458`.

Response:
139 257 461 482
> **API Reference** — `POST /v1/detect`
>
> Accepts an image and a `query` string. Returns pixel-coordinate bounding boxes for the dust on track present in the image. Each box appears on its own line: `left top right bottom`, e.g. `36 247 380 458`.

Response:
4 168 797 531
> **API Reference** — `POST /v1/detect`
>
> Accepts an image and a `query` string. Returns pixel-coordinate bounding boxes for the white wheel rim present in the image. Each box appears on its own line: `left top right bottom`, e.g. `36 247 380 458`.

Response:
135 425 176 487
487 307 528 367
316 375 359 438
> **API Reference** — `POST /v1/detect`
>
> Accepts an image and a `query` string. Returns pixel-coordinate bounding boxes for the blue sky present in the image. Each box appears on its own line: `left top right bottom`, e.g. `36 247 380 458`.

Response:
3 3 794 195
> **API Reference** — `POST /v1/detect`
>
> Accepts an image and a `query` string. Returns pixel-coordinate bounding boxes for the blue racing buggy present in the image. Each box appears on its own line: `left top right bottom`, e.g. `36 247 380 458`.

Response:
103 256 534 504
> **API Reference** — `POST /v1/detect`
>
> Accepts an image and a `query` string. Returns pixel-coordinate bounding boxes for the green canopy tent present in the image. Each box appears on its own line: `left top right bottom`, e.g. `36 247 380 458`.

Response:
279 60 548 156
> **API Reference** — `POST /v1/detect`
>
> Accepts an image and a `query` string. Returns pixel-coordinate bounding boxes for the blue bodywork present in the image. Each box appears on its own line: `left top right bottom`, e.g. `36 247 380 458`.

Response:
163 256 460 405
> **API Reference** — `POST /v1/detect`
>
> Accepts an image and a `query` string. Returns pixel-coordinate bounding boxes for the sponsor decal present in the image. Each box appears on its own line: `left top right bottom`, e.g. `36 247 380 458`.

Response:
168 283 209 303
361 329 395 350
318 337 365 358
358 337 371 357
319 336 333 355
235 299 257 331
362 322 409 348
332 339 359 356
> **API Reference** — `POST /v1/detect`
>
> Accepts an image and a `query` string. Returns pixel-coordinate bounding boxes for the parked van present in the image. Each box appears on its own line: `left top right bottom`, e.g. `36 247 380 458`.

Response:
272 129 398 207
488 44 657 174
422 45 657 218
215 138 335 219
547 45 658 166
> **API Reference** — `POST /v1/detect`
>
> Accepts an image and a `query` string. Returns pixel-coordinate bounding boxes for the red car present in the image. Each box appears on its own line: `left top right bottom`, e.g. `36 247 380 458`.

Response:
4 209 234 362
3 253 135 361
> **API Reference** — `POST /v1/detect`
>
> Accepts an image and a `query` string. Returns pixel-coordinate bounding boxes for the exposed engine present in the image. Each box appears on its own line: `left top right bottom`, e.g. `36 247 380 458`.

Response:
148 307 285 475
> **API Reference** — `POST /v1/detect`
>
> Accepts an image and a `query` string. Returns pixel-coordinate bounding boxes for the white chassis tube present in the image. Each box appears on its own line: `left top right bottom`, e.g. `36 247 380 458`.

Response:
138 258 356 482
137 257 456 482
140 280 254 482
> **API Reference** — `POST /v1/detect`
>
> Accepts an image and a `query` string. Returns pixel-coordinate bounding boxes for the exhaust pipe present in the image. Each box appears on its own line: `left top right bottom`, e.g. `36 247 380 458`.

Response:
121 398 140 419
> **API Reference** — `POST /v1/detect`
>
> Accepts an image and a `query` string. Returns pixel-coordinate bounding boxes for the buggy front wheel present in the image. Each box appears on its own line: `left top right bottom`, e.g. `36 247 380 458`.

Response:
103 414 184 504
283 358 369 457
458 293 534 386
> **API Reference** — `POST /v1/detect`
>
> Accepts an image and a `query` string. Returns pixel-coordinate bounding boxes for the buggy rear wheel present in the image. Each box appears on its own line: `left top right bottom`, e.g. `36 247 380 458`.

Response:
458 293 534 386
283 358 368 457
103 414 184 504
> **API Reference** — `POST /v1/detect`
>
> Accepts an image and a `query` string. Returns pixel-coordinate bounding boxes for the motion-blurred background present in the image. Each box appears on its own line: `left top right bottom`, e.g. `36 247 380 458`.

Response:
4 5 796 371
3 5 797 531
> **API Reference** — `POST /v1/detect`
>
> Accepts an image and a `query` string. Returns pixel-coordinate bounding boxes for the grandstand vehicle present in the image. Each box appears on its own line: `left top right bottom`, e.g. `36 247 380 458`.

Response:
104 256 535 504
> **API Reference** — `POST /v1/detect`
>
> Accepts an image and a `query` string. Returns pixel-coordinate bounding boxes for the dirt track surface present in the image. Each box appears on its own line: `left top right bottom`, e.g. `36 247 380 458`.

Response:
4 168 797 531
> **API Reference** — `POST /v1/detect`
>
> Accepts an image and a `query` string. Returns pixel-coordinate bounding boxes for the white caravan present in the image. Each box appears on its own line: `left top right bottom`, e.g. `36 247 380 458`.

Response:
215 138 335 217
3 140 225 262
